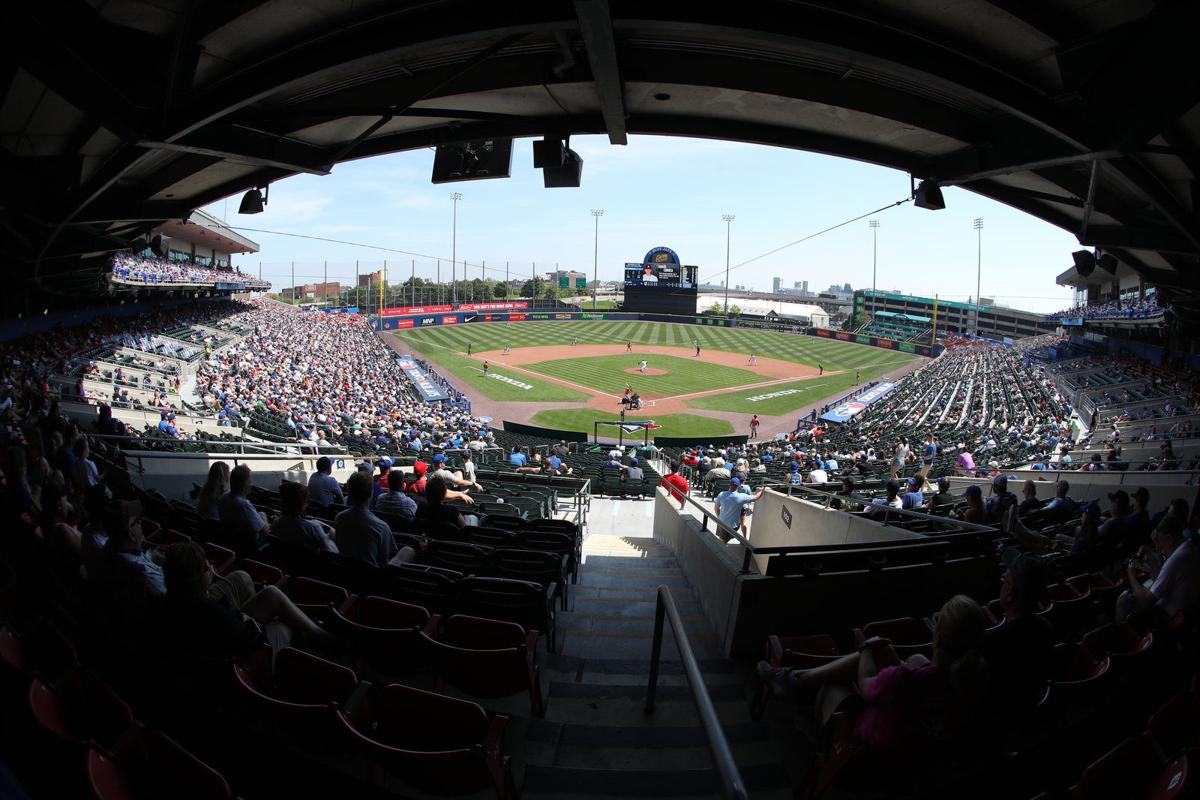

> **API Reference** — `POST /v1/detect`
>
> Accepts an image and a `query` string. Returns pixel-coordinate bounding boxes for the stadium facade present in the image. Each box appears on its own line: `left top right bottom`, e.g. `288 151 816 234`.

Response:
856 289 1056 340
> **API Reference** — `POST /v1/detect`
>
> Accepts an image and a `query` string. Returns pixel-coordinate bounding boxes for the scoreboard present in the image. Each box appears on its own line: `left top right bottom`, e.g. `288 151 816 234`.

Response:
621 246 698 315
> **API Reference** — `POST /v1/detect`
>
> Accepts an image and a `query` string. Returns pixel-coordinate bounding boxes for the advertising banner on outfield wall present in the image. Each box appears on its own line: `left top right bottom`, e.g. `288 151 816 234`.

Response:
820 381 896 424
395 356 450 402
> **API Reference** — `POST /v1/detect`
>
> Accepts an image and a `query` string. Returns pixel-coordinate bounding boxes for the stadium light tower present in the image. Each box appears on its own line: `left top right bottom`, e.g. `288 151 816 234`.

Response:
869 219 879 318
450 192 463 304
591 209 604 310
974 217 984 335
722 214 735 313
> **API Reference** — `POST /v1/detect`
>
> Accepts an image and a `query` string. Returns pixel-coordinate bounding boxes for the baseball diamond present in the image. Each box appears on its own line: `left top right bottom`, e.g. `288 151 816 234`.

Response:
392 320 921 437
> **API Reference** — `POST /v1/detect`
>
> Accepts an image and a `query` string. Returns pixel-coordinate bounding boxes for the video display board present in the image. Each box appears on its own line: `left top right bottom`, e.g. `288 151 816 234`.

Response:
624 262 696 288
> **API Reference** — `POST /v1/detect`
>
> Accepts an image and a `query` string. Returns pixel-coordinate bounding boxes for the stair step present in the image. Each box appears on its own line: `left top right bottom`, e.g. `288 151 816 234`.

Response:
544 695 754 727
549 681 746 703
527 721 770 748
541 656 736 676
522 763 792 797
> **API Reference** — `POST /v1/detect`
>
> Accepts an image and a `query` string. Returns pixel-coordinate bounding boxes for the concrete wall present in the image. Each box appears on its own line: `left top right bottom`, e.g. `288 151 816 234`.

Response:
749 490 924 574
652 489 743 652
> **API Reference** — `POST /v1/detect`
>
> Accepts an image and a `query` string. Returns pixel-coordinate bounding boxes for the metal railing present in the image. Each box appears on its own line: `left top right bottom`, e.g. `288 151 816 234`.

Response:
645 586 747 800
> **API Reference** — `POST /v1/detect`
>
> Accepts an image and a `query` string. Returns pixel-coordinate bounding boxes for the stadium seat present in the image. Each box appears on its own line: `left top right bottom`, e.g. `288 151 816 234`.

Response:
854 617 932 658
232 646 358 743
1067 573 1123 611
1048 642 1111 706
280 575 352 618
1147 691 1200 757
1071 734 1188 800
330 595 433 675
219 558 283 588
456 577 557 653
468 526 520 549
752 633 849 719
199 542 235 573
375 564 463 613
1042 583 1093 638
146 528 190 547
423 614 545 716
488 548 569 610
336 683 515 798
517 530 577 584
1083 623 1154 680
427 541 494 575
86 724 236 800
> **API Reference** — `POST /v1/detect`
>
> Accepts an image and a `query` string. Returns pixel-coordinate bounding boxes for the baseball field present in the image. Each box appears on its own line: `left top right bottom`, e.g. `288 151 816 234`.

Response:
393 320 919 437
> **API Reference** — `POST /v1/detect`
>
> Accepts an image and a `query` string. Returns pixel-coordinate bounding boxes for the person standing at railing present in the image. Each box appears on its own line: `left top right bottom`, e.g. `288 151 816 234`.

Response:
713 477 763 540
659 461 690 508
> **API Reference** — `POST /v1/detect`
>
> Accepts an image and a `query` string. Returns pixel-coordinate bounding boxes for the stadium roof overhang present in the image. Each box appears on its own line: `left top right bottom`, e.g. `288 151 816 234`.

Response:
3 0 1199 309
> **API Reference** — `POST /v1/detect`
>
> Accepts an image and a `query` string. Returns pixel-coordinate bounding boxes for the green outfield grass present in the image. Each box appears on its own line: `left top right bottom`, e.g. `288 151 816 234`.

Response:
687 368 893 416
530 408 734 438
398 340 588 402
523 353 761 396
395 320 918 371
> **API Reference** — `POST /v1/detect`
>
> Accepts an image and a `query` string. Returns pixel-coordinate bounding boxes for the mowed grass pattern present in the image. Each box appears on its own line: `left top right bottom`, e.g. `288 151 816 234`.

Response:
396 337 588 402
396 320 918 371
524 354 762 396
687 371 867 415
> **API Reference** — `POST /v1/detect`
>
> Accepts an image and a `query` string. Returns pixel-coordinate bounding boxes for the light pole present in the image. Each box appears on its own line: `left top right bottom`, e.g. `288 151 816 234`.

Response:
722 214 735 313
450 192 463 304
591 209 604 310
869 219 879 319
974 218 984 335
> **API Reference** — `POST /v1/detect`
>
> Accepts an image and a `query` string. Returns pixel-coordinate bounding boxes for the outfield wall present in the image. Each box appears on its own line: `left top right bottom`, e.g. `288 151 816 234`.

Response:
373 310 942 357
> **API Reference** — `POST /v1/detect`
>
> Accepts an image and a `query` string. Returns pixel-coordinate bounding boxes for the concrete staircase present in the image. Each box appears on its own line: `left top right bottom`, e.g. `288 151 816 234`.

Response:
519 519 799 800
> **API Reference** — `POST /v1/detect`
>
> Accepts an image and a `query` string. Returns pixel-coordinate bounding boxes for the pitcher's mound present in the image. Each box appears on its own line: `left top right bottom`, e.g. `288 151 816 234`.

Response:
624 367 667 376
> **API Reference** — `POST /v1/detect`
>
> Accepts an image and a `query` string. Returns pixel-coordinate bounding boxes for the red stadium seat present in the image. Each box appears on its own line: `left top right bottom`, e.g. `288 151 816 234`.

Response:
233 646 359 744
330 595 433 674
1083 622 1153 680
199 541 235 573
337 683 515 798
1147 691 1200 757
1048 642 1111 705
752 633 849 719
1042 583 1093 638
422 614 545 717
87 724 236 800
279 575 351 618
1071 734 1188 800
219 558 283 588
854 617 932 658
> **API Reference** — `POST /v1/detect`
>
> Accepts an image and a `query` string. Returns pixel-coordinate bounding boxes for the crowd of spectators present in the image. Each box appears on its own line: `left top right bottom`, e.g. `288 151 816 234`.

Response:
1047 298 1167 321
110 254 263 287
195 301 489 453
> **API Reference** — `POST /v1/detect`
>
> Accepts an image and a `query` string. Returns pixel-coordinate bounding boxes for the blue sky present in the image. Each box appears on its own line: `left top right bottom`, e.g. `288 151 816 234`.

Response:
206 134 1078 313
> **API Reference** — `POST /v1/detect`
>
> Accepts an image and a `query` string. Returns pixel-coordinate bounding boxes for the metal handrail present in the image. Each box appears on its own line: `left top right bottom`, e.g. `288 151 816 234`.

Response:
645 585 748 800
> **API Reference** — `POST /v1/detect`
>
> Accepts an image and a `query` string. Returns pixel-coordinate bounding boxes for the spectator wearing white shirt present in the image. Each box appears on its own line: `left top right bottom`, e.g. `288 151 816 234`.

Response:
1117 515 1199 621
307 456 344 507
71 437 100 493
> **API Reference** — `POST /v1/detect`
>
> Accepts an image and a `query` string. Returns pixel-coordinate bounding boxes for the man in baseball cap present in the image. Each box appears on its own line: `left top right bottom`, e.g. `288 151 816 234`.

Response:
713 477 763 541
1100 490 1131 541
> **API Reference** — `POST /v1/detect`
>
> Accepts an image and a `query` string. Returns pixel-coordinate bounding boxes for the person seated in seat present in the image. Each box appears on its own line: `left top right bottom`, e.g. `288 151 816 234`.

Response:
1116 515 1200 622
418 475 478 529
1017 480 1043 515
983 550 1052 711
927 476 954 510
270 480 338 552
985 475 1017 524
306 456 344 508
196 461 229 521
868 479 903 516
371 470 418 522
162 541 336 659
757 594 989 756
334 472 416 567
900 476 925 510
1034 479 1077 521
955 484 985 524
100 499 168 607
401 460 428 495
218 464 269 552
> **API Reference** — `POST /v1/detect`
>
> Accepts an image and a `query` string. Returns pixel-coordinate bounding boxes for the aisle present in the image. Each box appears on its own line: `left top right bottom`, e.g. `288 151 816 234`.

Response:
520 512 797 800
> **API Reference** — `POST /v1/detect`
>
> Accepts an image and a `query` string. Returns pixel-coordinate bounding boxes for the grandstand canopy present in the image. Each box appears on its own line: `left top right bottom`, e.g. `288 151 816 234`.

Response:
4 0 1200 308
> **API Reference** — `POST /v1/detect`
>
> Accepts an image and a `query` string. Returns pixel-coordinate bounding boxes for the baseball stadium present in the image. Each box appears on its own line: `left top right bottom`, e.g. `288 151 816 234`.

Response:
3 3 1200 800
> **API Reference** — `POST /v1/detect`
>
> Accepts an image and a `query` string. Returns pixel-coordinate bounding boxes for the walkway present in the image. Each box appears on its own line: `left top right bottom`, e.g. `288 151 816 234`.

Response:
519 497 799 799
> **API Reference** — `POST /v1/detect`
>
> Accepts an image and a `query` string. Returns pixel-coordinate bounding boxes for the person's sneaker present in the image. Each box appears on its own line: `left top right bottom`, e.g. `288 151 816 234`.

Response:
756 660 795 699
